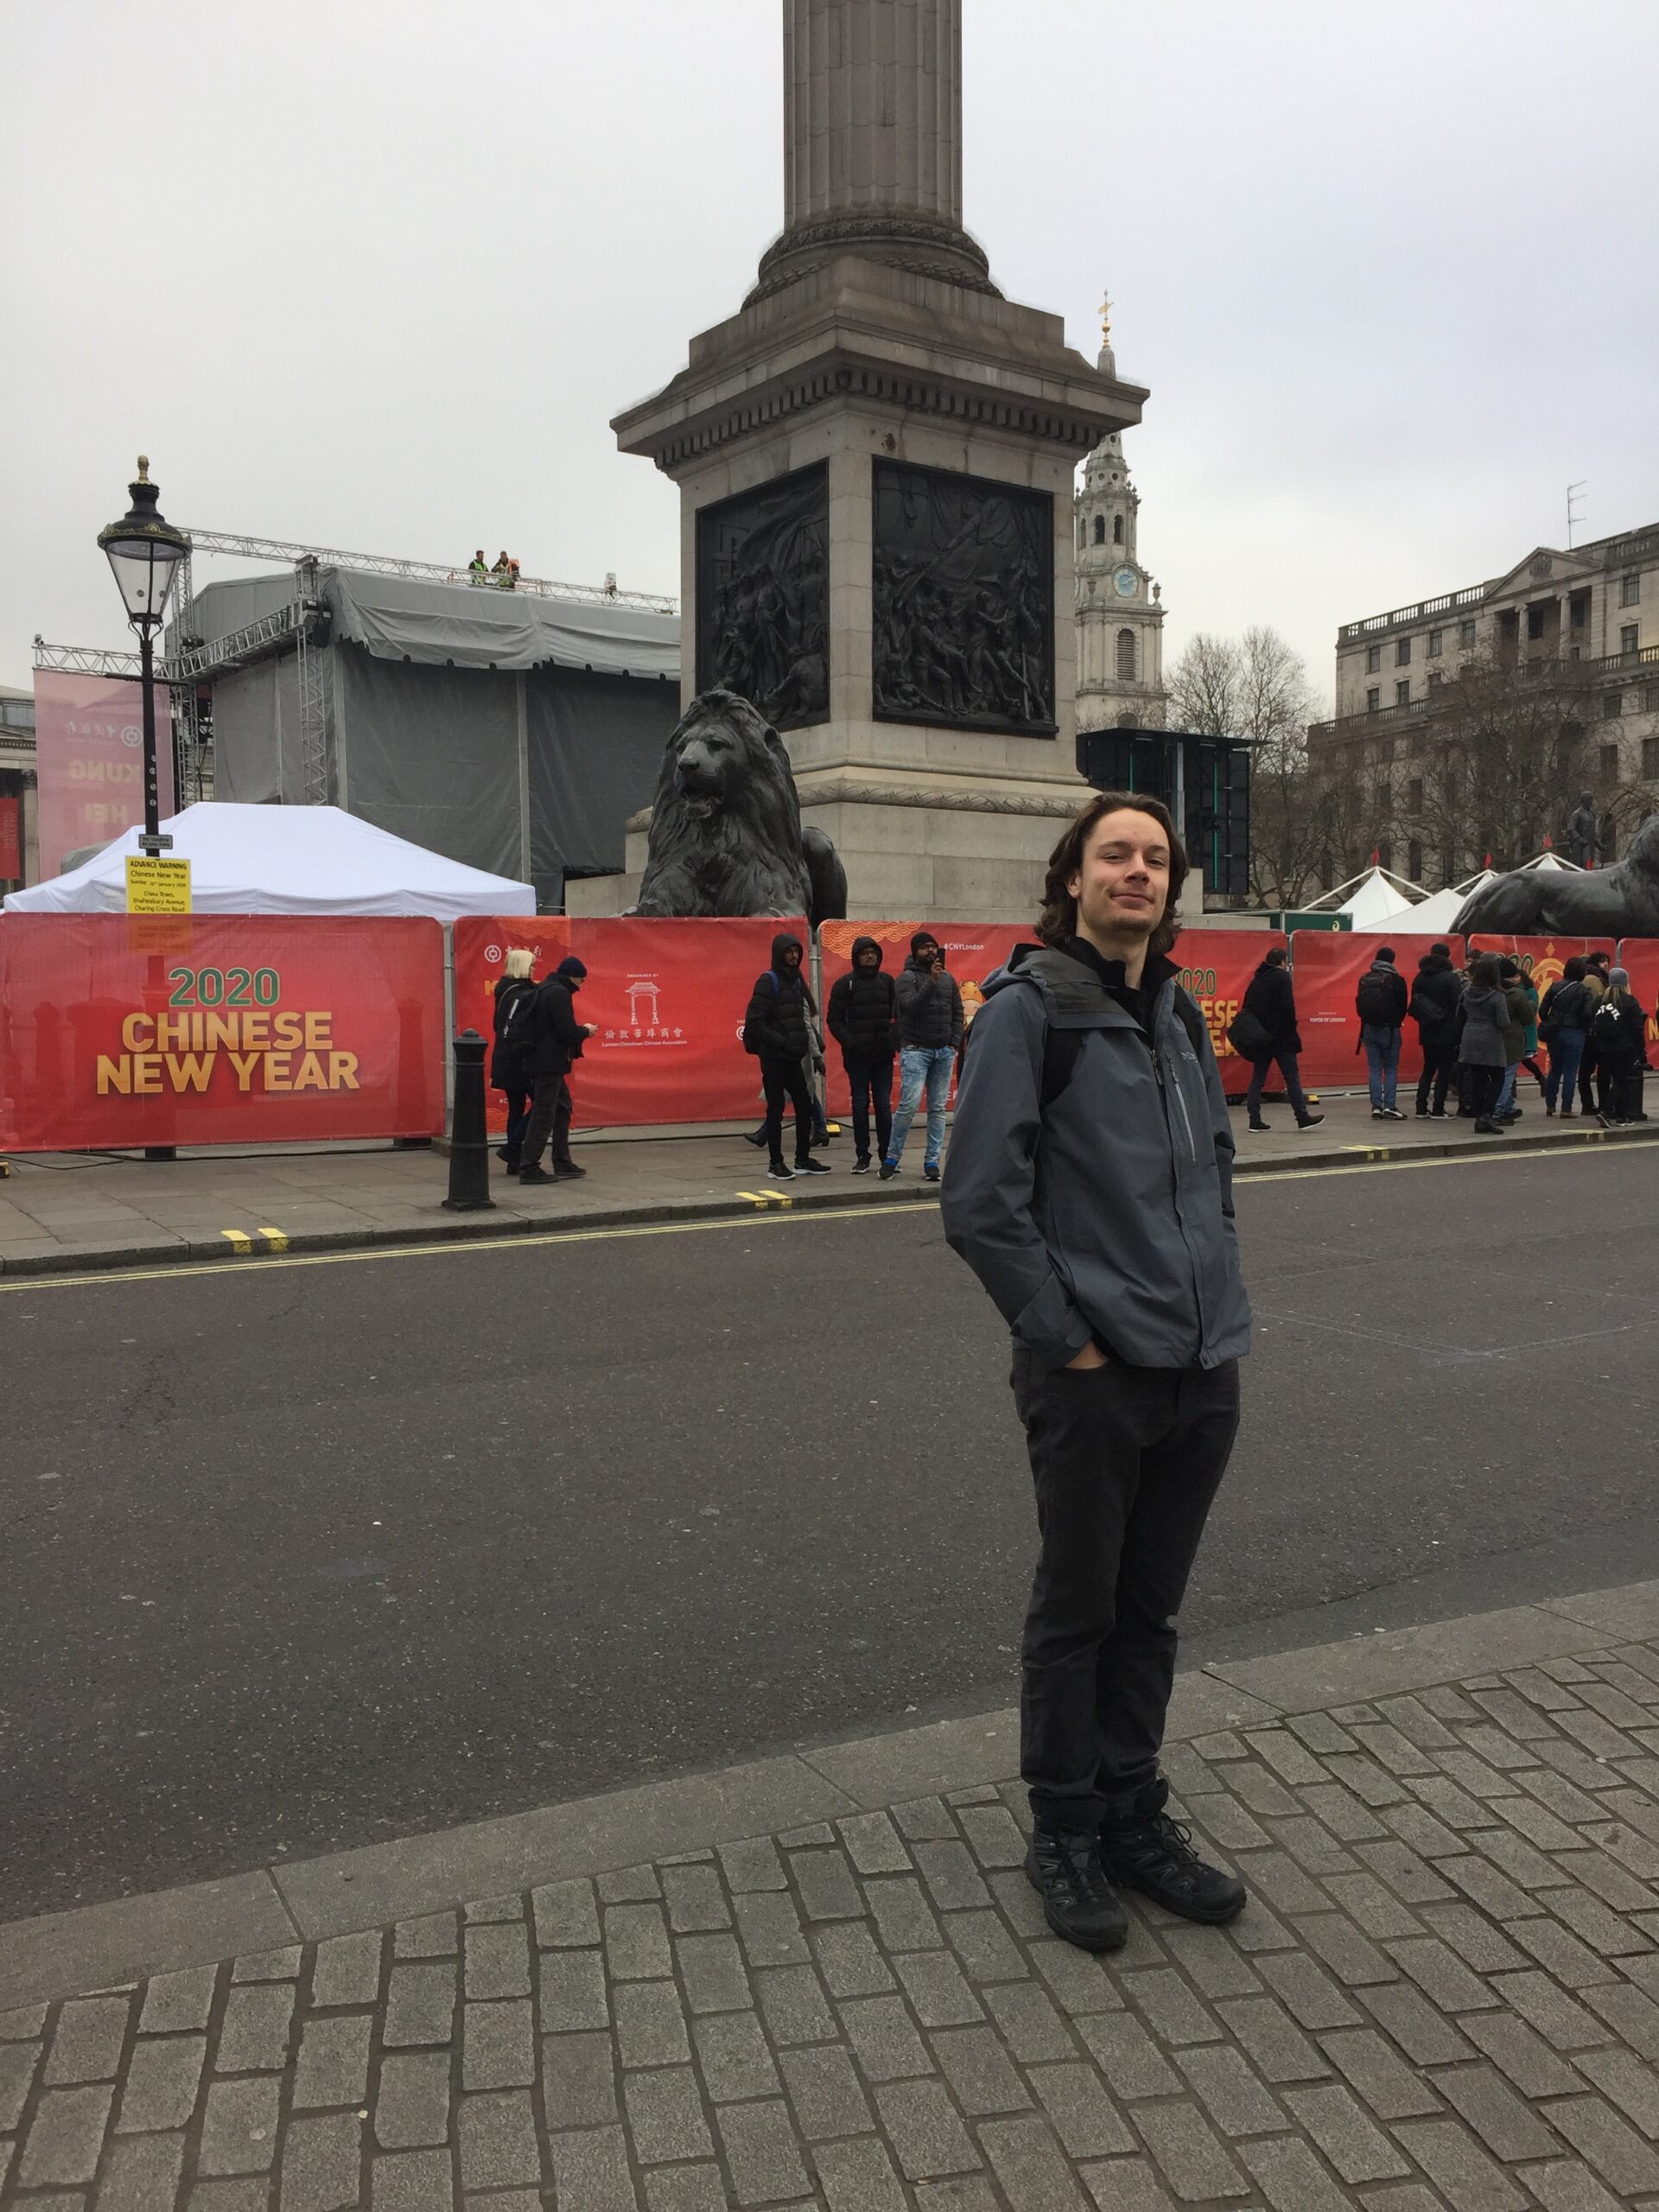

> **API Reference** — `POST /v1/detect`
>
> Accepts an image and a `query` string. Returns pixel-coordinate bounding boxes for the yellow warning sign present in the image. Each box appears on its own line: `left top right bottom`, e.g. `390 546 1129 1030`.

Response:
125 857 192 915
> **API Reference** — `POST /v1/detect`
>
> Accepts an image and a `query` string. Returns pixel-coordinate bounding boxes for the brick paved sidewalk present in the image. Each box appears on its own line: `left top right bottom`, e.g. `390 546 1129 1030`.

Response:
7 1582 1659 2211
1 1097 1652 1277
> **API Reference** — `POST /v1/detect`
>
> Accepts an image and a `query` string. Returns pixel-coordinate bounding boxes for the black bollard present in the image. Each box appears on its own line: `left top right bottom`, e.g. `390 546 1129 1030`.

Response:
442 1028 495 1211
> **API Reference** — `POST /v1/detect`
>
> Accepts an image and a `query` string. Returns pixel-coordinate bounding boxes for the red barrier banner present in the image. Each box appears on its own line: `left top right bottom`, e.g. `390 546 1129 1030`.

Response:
1468 934 1616 995
817 921 1274 1107
817 920 1027 1114
0 796 20 880
453 915 804 1129
0 914 444 1150
33 671 175 880
1616 938 1659 1062
1173 931 1287 1099
1291 932 1466 1092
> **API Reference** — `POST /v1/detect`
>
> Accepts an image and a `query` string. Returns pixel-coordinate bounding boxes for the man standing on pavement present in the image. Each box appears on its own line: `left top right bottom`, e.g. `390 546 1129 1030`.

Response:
1409 941 1463 1118
1356 945 1408 1120
827 935 898 1173
518 956 598 1186
744 933 833 1183
941 792 1250 1955
880 931 963 1183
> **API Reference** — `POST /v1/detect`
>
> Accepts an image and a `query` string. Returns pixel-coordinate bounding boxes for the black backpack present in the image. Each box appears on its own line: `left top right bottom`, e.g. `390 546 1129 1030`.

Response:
1356 969 1402 1026
498 981 540 1051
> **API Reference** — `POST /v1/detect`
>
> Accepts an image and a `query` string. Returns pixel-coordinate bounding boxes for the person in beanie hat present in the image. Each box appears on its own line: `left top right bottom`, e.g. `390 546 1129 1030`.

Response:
881 931 963 1180
1408 942 1463 1118
518 955 597 1184
1355 946 1408 1118
1592 966 1647 1126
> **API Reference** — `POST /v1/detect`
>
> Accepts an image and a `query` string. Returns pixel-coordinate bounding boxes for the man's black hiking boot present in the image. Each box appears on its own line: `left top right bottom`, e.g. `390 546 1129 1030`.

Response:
1099 1789 1246 1926
1024 1827 1129 1953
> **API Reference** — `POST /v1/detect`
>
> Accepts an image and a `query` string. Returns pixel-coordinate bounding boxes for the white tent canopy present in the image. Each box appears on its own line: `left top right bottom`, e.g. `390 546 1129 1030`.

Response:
3 804 535 922
1372 880 1473 935
1336 866 1420 929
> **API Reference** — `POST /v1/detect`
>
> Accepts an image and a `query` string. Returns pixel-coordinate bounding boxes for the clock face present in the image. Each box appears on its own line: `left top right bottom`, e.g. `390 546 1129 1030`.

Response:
1113 567 1138 598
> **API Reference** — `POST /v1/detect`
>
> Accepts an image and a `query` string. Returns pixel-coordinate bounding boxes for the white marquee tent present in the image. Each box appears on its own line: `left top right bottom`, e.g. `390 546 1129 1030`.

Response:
2 804 535 923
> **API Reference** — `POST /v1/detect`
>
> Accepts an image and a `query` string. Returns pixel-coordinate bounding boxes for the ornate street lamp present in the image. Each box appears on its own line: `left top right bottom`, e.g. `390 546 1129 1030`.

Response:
98 457 188 846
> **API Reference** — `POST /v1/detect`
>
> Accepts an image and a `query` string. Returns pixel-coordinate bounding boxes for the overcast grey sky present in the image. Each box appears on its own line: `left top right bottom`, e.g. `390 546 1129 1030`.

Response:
4 1 1656 708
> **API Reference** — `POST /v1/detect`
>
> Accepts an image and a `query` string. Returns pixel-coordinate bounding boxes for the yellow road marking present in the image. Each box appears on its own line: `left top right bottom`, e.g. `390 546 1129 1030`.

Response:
257 1226 289 1252
220 1229 253 1254
0 1137 1648 1297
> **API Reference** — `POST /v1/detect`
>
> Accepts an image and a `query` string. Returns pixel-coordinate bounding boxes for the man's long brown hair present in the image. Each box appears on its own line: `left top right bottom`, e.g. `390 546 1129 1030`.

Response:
1036 791 1189 960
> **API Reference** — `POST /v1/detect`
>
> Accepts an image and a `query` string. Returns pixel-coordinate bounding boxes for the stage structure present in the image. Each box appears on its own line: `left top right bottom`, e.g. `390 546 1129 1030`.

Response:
35 531 681 909
1076 725 1253 901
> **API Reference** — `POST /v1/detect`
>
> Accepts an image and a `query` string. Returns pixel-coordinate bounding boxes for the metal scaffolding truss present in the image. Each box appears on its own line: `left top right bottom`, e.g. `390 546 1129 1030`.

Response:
34 601 307 688
35 520 676 807
178 527 677 614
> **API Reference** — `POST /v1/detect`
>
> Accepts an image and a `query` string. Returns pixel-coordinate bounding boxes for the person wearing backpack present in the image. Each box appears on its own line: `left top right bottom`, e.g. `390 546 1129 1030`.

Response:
1408 943 1463 1118
1355 947 1408 1119
827 935 899 1173
942 792 1250 1957
490 947 538 1173
1592 968 1646 1127
743 933 832 1182
518 956 598 1185
1539 957 1592 1117
1235 947 1323 1133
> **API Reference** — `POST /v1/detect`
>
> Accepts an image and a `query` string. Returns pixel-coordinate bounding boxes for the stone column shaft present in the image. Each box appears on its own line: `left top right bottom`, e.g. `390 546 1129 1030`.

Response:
784 0 960 224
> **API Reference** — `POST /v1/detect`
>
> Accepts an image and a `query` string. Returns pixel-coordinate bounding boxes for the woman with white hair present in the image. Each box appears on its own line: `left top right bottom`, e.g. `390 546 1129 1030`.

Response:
490 947 538 1172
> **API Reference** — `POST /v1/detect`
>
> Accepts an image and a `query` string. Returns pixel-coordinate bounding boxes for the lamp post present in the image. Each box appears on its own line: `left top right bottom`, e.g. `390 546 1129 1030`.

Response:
98 457 188 851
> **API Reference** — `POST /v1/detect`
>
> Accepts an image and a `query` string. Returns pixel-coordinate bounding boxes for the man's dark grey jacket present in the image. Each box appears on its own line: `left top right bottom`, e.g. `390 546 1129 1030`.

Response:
940 944 1251 1370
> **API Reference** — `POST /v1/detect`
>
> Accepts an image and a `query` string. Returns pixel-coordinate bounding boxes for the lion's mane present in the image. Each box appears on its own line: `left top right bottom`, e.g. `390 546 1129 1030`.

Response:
634 690 826 920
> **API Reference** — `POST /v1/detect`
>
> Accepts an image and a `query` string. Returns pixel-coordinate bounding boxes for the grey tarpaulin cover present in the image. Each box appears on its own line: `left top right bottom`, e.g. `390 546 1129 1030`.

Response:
200 566 679 906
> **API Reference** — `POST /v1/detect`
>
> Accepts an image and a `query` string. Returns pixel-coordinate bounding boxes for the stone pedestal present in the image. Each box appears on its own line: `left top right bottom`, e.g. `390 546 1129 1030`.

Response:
609 0 1147 925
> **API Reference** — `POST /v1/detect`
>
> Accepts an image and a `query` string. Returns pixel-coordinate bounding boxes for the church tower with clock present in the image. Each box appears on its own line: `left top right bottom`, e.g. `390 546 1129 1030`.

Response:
1075 304 1167 731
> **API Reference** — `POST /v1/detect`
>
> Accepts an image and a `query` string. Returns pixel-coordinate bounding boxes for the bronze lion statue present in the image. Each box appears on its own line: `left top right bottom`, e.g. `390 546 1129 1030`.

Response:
633 690 848 926
1453 814 1659 938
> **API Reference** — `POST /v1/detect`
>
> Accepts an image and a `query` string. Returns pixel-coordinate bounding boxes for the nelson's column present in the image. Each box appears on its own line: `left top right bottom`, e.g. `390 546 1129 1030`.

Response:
609 0 1146 923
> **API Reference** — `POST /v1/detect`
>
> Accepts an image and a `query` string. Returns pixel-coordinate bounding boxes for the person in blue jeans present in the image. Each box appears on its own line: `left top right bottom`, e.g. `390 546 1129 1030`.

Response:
1355 947 1408 1119
880 931 964 1181
1540 958 1592 1117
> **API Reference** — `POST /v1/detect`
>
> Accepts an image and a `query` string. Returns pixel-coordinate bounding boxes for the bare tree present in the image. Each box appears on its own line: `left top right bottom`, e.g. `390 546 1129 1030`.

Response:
1407 651 1611 878
1166 632 1243 739
1169 627 1336 905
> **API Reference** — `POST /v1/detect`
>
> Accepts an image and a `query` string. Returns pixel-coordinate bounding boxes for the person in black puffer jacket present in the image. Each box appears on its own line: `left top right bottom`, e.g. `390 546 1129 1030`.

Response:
1408 942 1464 1118
1237 947 1322 1133
827 935 898 1172
744 933 831 1181
490 949 537 1171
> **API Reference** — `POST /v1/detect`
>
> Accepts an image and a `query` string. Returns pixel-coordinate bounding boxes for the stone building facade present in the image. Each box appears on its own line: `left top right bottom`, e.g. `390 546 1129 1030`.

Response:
1309 521 1659 885
1074 325 1166 734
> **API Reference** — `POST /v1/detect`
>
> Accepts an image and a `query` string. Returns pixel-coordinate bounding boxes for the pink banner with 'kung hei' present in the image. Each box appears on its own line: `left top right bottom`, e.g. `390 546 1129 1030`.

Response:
33 670 175 880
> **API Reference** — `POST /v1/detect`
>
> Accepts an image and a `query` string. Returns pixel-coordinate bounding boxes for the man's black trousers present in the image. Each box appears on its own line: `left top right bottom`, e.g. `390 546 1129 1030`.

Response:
1010 1348 1240 1831
760 1054 814 1166
1415 1036 1457 1114
521 1075 574 1171
845 1054 894 1163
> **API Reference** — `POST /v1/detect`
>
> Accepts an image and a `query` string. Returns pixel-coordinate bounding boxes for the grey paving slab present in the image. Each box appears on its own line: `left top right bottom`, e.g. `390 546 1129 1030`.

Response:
0 1873 295 2013
274 1754 856 1939
10 1587 1659 2212
1207 1602 1613 1713
1544 1580 1659 1644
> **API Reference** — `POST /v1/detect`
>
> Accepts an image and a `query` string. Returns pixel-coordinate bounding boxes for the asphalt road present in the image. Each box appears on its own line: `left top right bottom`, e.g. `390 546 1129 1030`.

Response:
4 1141 1659 1923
